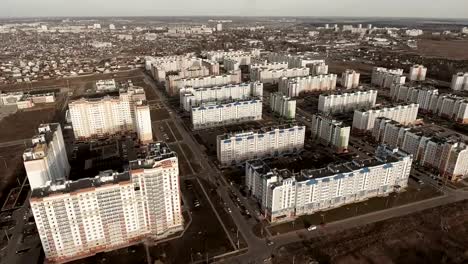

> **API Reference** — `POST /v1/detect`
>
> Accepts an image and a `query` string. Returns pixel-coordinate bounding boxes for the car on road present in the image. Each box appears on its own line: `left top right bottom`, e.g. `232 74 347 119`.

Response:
307 225 318 231
267 240 274 246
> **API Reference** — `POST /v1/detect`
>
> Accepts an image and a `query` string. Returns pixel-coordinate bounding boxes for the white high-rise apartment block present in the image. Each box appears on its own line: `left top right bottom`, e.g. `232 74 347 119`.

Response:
109 24 116 30
134 102 153 143
352 104 419 132
318 90 377 114
23 123 70 190
169 71 241 96
217 124 305 165
311 115 350 153
372 119 468 181
205 50 259 62
279 74 338 97
371 67 406 88
309 62 328 75
166 67 211 95
145 55 203 82
250 60 289 71
250 68 310 84
341 70 360 89
191 98 262 130
180 82 263 111
409 65 427 81
69 87 152 142
462 27 468 34
224 59 241 71
246 145 412 222
93 23 101 29
451 72 468 91
216 23 223 31
266 53 324 68
202 59 220 75
269 92 296 119
224 54 252 66
390 85 468 124
31 143 183 263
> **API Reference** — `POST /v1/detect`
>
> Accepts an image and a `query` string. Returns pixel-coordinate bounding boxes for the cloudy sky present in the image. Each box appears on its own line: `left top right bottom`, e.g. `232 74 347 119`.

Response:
1 0 468 18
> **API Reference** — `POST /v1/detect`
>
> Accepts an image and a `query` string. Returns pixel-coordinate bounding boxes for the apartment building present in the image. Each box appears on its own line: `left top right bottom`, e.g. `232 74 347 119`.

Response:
250 68 310 84
371 67 406 88
372 119 468 181
352 104 419 132
69 87 152 142
180 82 263 111
205 49 260 62
250 61 289 71
309 62 329 75
269 92 296 119
217 124 305 165
318 90 377 114
23 123 70 190
390 85 468 124
246 145 412 222
201 59 220 75
30 142 183 263
451 72 468 91
165 67 211 95
311 114 350 153
409 65 427 81
168 71 241 96
95 79 117 92
341 70 360 89
279 74 338 97
223 59 241 71
145 55 202 82
191 98 262 130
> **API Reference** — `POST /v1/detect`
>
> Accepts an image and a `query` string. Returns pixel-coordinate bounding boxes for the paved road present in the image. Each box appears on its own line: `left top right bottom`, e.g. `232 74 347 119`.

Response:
0 139 28 148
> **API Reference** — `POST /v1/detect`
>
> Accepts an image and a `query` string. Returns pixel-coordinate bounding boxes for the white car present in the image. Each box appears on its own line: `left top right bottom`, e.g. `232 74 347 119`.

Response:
307 225 317 231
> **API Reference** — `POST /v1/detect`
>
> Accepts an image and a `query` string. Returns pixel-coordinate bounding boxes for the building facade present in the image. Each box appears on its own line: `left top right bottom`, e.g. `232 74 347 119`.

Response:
30 143 183 263
451 72 468 91
23 123 70 190
318 90 377 114
409 65 427 81
341 70 360 89
168 71 241 96
180 82 263 111
311 115 350 153
269 92 296 119
191 98 262 130
217 125 305 165
279 74 338 97
250 68 310 84
69 87 152 142
372 119 468 181
371 67 406 88
246 145 412 222
352 104 419 132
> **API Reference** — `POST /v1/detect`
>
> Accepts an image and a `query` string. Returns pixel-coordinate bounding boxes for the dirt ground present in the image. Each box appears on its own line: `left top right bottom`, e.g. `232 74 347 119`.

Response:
415 39 468 60
0 108 58 142
0 145 27 207
272 200 468 264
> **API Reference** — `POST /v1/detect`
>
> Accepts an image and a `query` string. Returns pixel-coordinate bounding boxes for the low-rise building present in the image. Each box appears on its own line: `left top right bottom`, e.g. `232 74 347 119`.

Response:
217 124 305 165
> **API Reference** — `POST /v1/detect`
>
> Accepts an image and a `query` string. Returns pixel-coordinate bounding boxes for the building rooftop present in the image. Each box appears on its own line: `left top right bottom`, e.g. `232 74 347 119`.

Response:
31 170 130 199
217 123 304 141
23 123 60 162
129 142 177 170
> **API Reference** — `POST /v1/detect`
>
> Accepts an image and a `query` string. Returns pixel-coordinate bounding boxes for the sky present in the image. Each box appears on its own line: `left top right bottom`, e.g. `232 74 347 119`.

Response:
1 0 468 19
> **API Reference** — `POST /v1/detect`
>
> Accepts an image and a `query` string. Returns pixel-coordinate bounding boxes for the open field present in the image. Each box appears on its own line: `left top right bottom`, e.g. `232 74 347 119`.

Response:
415 39 468 60
272 199 468 264
268 179 443 236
